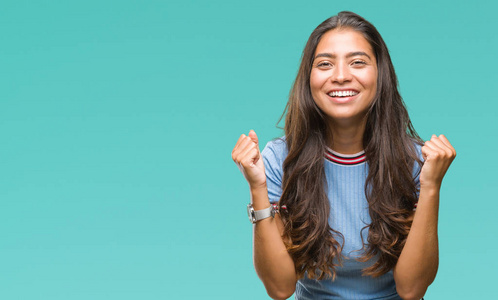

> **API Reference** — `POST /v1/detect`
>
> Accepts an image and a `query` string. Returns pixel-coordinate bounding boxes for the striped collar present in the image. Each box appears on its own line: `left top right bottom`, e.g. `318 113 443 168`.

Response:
325 147 366 166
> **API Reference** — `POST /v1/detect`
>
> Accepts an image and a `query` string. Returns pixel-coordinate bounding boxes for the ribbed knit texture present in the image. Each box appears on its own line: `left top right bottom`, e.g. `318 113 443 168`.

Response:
262 138 403 300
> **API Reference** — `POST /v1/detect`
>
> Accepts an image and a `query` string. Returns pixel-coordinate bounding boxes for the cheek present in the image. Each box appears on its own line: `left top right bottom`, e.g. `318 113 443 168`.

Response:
309 70 328 93
360 71 377 93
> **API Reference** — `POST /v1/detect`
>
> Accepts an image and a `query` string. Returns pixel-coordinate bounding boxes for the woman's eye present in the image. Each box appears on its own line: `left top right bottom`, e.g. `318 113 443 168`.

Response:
317 62 332 68
352 60 366 66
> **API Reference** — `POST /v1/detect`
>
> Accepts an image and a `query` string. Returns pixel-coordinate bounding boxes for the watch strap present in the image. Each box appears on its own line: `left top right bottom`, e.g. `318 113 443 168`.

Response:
253 205 273 221
247 204 275 223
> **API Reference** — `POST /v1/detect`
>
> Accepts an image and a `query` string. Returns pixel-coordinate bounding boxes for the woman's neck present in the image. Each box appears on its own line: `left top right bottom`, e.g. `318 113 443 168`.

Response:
327 118 366 154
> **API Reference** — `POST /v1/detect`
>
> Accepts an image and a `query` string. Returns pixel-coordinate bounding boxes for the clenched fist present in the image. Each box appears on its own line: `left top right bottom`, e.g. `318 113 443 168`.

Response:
232 130 267 190
420 134 456 189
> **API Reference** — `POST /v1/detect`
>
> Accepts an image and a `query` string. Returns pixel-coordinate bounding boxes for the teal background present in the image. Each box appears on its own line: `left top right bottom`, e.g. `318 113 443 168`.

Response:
1 0 496 299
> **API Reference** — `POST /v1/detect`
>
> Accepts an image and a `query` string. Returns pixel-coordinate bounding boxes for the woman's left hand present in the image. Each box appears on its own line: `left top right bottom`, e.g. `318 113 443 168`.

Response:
420 134 456 189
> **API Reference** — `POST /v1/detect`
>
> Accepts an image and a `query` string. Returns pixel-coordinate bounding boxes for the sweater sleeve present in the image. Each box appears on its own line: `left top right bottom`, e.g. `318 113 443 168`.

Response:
261 138 287 204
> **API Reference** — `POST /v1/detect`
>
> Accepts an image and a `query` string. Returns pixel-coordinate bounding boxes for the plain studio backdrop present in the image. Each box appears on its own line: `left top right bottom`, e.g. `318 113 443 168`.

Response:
1 0 496 299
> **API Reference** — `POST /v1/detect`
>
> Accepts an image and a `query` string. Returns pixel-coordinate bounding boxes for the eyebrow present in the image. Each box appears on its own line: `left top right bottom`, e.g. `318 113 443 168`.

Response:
314 51 372 60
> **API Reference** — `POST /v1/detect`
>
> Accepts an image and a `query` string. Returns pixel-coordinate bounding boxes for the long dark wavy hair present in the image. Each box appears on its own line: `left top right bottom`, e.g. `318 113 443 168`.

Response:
278 11 423 280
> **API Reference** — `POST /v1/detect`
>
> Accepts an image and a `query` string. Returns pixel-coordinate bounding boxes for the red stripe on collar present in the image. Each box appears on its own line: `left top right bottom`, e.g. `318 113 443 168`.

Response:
325 147 366 165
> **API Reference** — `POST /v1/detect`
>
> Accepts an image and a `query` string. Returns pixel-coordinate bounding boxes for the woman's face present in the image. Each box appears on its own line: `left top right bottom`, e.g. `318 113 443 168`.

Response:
310 28 378 125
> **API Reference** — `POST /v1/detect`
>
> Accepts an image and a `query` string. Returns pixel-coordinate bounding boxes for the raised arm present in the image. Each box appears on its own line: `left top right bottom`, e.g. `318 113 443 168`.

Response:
393 134 456 300
232 130 297 300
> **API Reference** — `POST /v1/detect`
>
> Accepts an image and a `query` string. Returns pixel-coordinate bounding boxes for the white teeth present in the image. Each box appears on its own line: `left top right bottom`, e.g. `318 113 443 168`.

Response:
328 90 358 97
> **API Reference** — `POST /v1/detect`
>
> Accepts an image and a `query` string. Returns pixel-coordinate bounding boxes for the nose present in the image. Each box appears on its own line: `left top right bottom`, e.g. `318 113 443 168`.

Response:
331 62 352 83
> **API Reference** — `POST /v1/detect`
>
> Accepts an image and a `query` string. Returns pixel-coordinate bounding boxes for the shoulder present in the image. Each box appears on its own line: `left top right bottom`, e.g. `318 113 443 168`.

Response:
262 137 287 201
410 139 424 180
261 136 288 178
262 136 288 162
411 139 424 161
413 139 423 153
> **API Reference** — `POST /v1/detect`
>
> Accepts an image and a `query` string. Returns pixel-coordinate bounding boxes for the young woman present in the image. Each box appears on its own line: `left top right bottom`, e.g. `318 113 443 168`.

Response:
232 11 455 300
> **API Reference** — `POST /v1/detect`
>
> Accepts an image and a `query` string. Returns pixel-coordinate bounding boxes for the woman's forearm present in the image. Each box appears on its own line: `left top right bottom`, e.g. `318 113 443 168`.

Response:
251 186 297 300
393 185 440 300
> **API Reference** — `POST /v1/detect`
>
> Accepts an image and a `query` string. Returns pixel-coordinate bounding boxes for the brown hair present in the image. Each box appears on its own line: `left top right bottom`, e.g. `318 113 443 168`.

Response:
278 11 423 279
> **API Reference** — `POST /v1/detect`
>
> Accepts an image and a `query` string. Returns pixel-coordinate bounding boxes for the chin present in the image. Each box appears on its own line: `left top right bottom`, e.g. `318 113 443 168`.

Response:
327 111 368 124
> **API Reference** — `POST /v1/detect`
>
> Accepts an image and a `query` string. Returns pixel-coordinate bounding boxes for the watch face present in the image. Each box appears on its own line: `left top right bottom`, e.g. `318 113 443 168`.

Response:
247 204 255 223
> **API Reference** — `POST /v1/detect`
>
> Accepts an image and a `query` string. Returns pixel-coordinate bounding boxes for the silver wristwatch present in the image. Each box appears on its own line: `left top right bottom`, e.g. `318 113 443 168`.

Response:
247 204 275 224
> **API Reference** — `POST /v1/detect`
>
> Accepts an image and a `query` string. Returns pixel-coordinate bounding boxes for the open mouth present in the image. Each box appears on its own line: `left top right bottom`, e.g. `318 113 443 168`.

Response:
327 90 359 97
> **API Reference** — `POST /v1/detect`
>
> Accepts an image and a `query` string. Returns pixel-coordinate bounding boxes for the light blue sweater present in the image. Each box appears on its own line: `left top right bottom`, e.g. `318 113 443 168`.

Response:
261 137 421 300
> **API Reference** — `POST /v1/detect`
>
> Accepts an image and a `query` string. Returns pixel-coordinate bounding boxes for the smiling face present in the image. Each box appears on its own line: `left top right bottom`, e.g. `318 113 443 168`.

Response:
310 28 378 126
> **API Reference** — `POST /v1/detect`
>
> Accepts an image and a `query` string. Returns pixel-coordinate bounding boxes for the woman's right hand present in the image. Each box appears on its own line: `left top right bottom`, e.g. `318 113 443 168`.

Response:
232 130 267 190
